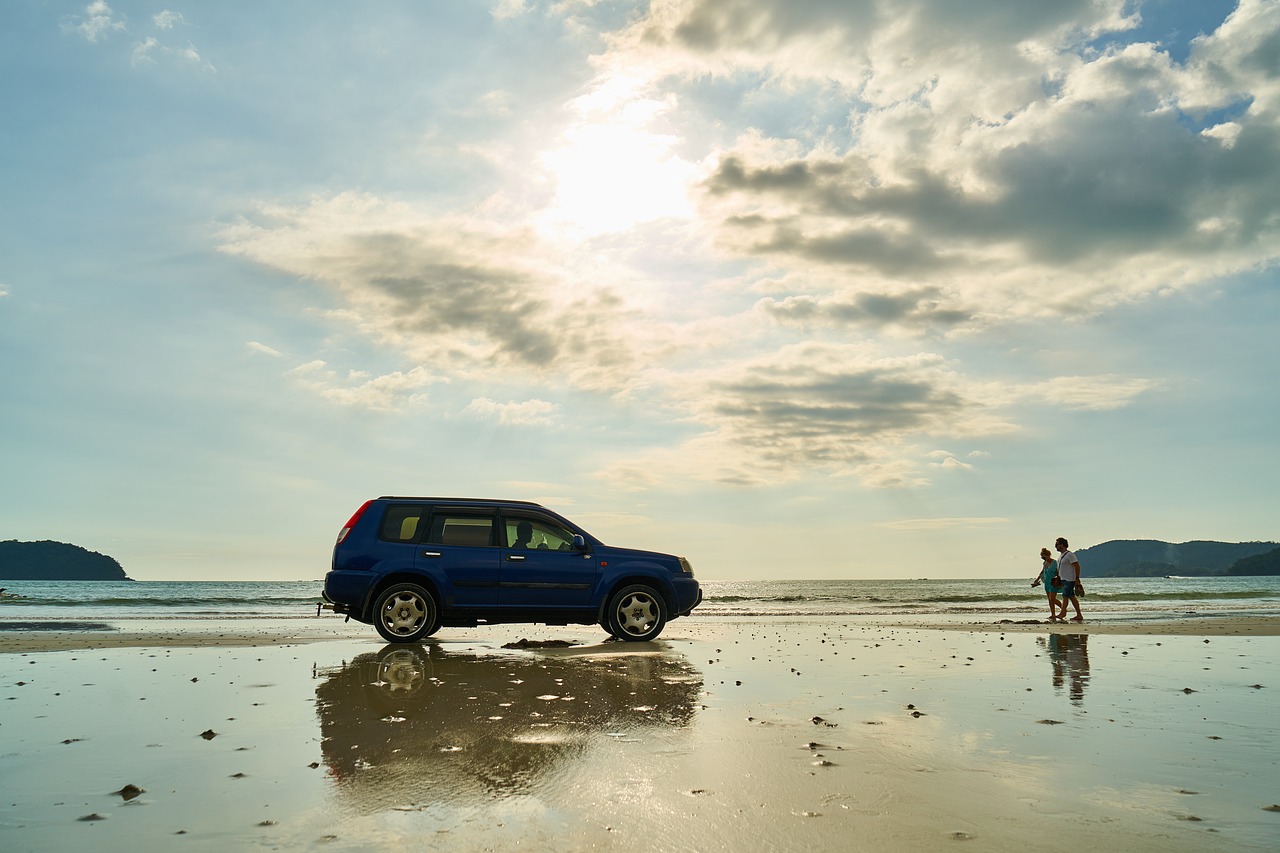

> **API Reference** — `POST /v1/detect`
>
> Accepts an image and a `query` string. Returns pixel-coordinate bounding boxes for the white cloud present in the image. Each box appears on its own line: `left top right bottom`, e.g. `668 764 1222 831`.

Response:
492 0 528 21
927 450 974 471
463 397 561 427
132 37 214 71
153 10 185 30
131 36 157 66
1021 375 1160 411
246 341 285 358
286 361 443 412
65 1 125 43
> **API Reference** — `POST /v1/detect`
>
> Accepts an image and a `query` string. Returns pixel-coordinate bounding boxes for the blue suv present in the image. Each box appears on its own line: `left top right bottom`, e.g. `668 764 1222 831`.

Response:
322 497 701 643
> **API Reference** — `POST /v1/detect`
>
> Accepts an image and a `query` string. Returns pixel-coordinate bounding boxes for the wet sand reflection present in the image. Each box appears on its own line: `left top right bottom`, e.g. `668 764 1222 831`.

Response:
314 641 703 811
1039 633 1091 702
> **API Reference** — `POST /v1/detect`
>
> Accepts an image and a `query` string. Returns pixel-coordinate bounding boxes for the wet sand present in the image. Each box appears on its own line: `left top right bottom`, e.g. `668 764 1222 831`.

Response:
2 616 1278 851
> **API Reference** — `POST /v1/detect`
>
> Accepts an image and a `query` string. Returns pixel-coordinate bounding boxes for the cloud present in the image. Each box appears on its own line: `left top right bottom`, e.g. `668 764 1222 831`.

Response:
927 450 974 471
132 36 214 71
613 1 1280 329
1019 375 1160 411
219 193 655 394
594 341 1159 488
64 1 125 42
286 361 443 412
68 4 212 71
246 341 285 358
220 3 1205 490
463 397 561 427
595 341 1020 487
756 285 977 334
153 10 185 30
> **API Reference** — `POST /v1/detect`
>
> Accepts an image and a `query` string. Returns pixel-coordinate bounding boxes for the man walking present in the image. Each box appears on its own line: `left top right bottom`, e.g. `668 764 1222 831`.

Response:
1054 537 1084 622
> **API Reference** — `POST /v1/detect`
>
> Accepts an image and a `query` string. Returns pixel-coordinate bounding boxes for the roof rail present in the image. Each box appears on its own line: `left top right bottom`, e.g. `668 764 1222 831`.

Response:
377 496 545 507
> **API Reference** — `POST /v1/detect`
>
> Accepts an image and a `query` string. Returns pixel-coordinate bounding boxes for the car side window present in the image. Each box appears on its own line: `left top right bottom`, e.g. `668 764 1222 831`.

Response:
427 514 496 547
505 516 576 551
380 505 425 542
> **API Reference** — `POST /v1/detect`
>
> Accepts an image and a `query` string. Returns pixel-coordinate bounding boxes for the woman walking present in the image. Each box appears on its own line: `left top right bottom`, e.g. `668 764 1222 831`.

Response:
1034 547 1064 621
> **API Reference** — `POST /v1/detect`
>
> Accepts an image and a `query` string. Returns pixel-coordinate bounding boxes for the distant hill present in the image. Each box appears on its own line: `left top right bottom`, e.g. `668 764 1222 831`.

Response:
1227 547 1280 576
1073 540 1280 577
0 540 130 581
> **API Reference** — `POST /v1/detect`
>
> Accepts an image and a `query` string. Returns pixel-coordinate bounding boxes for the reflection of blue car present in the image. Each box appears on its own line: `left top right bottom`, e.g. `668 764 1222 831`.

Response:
315 643 703 809
322 497 701 642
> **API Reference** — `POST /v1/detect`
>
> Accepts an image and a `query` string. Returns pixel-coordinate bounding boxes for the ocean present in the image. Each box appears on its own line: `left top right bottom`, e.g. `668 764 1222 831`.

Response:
1 575 1277 626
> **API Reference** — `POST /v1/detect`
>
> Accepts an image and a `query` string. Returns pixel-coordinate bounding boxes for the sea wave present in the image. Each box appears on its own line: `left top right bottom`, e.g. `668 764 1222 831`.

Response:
0 577 1275 623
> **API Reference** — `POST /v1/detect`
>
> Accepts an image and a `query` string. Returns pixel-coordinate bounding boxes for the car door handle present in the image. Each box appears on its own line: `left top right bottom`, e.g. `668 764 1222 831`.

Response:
421 551 442 558
507 555 526 562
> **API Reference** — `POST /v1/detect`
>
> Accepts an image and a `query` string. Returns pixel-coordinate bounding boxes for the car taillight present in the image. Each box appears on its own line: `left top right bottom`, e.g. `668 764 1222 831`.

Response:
337 500 373 545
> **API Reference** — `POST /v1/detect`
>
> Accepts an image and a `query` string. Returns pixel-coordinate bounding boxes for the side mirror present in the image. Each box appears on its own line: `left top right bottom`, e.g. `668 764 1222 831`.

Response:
572 534 588 552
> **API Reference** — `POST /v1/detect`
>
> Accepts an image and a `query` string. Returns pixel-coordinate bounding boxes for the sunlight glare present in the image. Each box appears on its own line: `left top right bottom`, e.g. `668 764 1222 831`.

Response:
539 88 698 237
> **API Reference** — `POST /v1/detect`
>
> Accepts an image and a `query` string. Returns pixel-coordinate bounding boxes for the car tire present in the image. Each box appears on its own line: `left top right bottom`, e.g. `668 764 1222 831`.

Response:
605 584 667 642
373 583 439 643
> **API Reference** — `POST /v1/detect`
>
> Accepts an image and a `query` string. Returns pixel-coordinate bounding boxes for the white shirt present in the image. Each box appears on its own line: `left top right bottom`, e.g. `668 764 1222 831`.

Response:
1057 549 1079 581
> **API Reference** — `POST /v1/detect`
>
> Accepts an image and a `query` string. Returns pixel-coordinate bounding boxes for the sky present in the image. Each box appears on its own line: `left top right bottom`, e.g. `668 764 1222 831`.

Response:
2 0 1278 582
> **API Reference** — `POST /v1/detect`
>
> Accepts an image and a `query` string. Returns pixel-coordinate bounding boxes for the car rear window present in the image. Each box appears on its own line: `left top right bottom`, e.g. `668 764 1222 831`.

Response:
428 514 495 547
379 505 426 542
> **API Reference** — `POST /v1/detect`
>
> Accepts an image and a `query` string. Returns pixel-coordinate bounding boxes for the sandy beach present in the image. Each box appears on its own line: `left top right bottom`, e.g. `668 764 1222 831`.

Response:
2 615 1278 851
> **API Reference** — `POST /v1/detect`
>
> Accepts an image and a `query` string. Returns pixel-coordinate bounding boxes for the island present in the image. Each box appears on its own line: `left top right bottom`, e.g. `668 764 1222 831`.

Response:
1075 539 1280 577
0 540 131 581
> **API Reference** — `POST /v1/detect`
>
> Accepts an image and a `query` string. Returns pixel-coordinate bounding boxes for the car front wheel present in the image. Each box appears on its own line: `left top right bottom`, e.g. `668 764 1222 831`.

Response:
606 584 667 641
373 583 438 643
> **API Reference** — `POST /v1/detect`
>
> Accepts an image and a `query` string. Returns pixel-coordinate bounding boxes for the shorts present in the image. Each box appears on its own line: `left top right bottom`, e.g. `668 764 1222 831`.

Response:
1061 580 1077 598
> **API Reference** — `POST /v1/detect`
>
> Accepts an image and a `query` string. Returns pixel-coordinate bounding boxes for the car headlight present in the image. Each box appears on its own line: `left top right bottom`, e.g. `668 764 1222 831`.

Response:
678 557 694 576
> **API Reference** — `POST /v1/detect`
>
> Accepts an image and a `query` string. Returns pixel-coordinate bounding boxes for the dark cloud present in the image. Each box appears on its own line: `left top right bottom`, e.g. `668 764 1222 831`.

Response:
221 205 644 390
759 287 976 331
701 80 1280 298
645 0 1111 58
363 260 559 367
694 345 976 468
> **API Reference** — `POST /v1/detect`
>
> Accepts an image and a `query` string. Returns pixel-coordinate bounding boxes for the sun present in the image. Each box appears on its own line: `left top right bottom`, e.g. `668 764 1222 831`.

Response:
538 82 699 237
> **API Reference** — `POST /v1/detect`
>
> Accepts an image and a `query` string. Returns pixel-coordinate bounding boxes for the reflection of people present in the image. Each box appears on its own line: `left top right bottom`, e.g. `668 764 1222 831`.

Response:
1044 633 1090 702
1034 548 1063 621
1053 537 1084 622
512 521 533 549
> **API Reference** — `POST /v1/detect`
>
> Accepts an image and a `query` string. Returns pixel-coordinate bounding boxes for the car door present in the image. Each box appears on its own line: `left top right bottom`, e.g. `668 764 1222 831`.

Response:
417 510 500 609
499 513 597 610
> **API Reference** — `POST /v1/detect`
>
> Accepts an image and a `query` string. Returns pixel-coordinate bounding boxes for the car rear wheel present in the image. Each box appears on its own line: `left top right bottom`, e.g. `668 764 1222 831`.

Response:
374 583 439 643
605 584 667 642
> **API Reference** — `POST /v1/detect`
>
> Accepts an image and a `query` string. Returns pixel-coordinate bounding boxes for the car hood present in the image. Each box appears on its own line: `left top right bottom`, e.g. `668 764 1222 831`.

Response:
597 544 681 564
